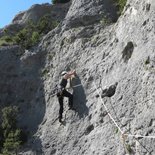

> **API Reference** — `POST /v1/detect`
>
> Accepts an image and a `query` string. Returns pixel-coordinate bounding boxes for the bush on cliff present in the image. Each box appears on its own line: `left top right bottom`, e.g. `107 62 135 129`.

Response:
0 106 25 155
13 16 59 49
37 14 59 34
0 15 59 49
0 36 15 46
52 0 70 4
114 0 127 14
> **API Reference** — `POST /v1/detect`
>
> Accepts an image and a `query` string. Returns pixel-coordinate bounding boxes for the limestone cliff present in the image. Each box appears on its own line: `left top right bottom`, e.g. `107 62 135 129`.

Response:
1 0 155 155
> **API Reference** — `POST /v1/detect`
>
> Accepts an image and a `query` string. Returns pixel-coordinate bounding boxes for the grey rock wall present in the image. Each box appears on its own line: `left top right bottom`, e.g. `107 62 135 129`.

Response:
1 0 155 155
0 46 46 133
34 0 155 154
63 0 119 29
12 3 71 25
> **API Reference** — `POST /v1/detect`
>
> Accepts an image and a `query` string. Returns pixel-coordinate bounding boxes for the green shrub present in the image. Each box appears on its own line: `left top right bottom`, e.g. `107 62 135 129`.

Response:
31 31 40 45
1 36 13 42
52 0 70 4
13 28 39 49
118 0 127 13
13 28 30 48
0 106 24 154
26 20 36 31
2 130 22 155
4 29 8 35
0 40 8 47
0 15 59 49
0 36 15 47
12 16 59 49
37 15 51 34
52 20 59 28
41 68 49 77
2 106 18 137
114 0 127 15
36 15 59 34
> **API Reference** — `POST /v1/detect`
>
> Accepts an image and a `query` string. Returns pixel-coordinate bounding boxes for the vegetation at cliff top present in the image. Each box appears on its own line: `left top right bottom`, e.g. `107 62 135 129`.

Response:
100 0 127 25
0 14 59 49
52 0 70 4
0 36 14 47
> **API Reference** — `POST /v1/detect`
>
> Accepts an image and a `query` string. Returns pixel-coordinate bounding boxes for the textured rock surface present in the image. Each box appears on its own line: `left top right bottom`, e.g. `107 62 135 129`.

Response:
0 46 46 133
12 3 71 24
1 0 155 155
63 0 118 29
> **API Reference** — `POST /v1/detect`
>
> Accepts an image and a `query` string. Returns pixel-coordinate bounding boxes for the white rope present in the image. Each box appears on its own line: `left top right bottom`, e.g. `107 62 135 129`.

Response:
51 78 155 140
93 82 124 135
124 134 155 139
93 81 155 139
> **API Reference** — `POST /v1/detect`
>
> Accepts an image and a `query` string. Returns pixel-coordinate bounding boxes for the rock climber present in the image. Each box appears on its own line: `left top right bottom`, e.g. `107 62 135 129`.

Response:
57 70 76 123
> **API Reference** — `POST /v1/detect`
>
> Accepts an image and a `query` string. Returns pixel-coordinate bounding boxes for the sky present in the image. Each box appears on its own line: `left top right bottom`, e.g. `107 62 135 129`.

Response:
0 0 52 28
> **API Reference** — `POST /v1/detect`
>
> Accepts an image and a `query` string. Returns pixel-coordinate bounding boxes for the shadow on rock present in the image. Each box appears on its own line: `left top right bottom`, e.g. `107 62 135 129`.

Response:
0 46 46 153
72 75 89 119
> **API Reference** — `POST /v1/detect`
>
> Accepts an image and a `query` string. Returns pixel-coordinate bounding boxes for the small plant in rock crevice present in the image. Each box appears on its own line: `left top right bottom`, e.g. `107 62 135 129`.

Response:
100 16 112 25
41 68 50 77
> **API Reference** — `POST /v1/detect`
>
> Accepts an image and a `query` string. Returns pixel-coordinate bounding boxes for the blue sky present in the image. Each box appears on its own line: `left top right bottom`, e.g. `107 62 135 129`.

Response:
0 0 52 28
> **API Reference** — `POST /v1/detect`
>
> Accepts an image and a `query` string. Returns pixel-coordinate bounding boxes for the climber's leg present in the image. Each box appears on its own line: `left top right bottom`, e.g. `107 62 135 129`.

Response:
57 95 64 122
63 89 73 109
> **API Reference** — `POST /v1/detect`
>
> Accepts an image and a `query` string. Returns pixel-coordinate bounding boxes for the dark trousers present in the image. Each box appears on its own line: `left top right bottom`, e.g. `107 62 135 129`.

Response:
57 89 73 120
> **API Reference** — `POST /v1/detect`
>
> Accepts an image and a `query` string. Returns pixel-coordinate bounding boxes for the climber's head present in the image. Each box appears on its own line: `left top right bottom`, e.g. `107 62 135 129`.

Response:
61 71 67 76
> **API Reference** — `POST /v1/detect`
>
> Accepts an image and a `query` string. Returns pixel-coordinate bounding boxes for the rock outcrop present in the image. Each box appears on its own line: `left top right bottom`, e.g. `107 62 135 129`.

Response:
1 0 155 155
0 2 70 37
63 0 119 29
12 3 71 24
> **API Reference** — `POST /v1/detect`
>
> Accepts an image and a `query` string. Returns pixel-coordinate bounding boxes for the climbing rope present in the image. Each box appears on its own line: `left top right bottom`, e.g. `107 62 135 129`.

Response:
93 81 155 154
124 134 155 139
50 75 155 152
51 78 155 140
93 82 124 134
93 81 155 139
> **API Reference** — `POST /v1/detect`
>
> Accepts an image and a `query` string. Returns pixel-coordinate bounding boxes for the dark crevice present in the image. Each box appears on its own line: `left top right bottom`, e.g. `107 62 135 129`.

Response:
101 82 118 98
122 42 134 63
84 124 94 135
146 3 151 11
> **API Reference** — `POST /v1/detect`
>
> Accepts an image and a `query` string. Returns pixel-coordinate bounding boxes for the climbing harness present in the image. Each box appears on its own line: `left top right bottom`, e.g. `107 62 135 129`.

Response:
50 80 93 97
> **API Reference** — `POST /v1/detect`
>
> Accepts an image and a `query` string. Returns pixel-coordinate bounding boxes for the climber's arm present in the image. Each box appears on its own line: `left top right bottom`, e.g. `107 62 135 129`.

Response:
64 70 76 79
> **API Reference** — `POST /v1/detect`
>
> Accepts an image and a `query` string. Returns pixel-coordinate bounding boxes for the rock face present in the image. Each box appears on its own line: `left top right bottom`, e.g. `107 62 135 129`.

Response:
63 0 119 28
1 0 155 155
12 3 71 24
0 46 46 133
